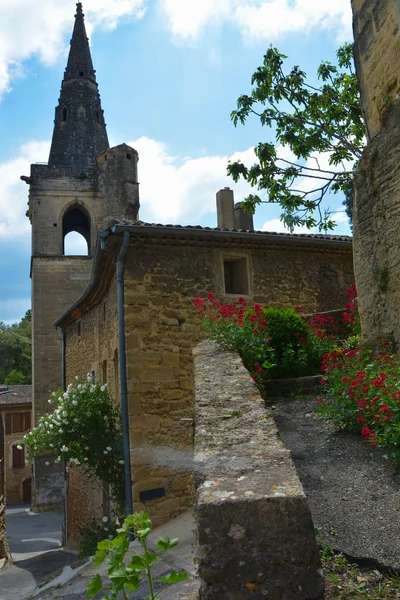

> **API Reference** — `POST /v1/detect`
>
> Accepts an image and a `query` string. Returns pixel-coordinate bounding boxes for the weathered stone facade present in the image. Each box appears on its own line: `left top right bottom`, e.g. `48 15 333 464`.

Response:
352 0 400 346
352 0 400 140
25 4 140 510
56 224 353 543
194 341 324 600
0 387 32 506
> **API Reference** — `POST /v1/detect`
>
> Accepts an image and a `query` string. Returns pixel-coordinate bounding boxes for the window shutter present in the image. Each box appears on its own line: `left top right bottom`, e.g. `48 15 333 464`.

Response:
5 413 11 435
25 412 31 431
12 445 18 468
12 445 25 468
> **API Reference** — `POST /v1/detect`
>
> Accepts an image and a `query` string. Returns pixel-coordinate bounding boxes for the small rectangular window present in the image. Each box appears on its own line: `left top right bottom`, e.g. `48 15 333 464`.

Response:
12 444 25 468
223 257 249 295
12 413 24 433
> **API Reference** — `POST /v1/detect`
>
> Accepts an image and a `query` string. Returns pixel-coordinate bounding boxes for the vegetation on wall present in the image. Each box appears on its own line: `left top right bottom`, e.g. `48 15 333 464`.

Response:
228 43 365 231
0 310 31 385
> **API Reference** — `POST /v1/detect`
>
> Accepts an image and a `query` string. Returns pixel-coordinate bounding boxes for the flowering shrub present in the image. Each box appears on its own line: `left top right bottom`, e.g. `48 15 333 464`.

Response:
195 294 334 386
23 374 124 509
317 345 400 464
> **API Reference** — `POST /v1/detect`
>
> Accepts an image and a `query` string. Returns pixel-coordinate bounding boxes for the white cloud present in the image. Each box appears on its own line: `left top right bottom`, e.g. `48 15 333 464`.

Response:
127 136 256 223
158 0 352 42
0 136 350 241
0 0 146 98
0 140 50 239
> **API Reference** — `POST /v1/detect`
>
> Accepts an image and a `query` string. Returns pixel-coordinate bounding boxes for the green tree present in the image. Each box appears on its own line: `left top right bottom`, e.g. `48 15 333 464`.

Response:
0 310 32 384
228 43 365 231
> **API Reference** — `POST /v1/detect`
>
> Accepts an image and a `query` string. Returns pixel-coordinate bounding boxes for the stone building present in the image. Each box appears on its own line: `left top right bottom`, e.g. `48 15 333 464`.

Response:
0 386 32 505
22 2 139 510
55 207 354 543
24 2 355 540
352 0 400 347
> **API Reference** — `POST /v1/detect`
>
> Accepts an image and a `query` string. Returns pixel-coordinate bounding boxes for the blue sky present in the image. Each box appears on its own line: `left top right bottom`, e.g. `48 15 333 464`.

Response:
0 0 354 324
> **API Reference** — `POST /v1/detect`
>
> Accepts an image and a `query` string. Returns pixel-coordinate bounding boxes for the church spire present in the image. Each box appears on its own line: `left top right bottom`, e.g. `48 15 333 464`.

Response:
48 2 109 168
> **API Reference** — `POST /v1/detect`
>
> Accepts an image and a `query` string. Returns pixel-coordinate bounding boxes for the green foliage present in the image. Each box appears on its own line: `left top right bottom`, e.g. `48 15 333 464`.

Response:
87 511 188 600
195 295 334 389
0 310 31 384
318 345 400 466
228 43 365 231
78 515 119 559
22 375 124 509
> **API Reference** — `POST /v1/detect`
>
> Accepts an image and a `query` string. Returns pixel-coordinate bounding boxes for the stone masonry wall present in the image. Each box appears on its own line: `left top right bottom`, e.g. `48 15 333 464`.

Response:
62 234 353 539
122 236 353 528
353 104 400 347
64 272 119 545
194 340 324 600
352 0 400 140
3 412 31 504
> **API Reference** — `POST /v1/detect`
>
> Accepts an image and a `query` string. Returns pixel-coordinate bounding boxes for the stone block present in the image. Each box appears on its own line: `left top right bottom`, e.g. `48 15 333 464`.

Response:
194 341 324 600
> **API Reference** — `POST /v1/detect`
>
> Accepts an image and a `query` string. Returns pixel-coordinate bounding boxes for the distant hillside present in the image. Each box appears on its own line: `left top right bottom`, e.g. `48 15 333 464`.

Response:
0 310 31 385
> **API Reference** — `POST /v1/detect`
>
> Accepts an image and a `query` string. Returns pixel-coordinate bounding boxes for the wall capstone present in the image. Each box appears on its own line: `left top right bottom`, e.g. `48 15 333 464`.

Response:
193 340 324 600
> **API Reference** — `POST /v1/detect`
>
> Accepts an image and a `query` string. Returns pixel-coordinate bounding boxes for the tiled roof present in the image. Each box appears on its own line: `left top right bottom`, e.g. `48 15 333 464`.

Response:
0 385 32 407
110 220 352 243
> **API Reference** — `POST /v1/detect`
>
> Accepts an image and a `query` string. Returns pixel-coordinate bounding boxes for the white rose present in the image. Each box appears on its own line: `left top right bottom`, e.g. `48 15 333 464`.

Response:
59 428 64 433
48 399 52 404
17 445 23 450
45 461 50 466
102 516 108 523
118 460 124 465
106 447 111 451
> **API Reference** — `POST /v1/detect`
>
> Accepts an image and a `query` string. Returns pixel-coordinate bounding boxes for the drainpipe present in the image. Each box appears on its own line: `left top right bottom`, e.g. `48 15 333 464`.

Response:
58 327 68 547
117 231 133 516
101 230 133 516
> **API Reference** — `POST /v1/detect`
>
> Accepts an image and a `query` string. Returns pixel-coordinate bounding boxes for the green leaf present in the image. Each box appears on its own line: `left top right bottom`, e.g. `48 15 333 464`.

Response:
156 536 179 551
128 554 146 570
136 527 151 539
92 549 106 566
86 574 103 598
146 551 159 566
160 570 188 584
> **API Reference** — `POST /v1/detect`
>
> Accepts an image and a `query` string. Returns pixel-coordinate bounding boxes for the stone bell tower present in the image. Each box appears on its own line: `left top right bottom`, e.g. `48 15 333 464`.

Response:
22 2 140 510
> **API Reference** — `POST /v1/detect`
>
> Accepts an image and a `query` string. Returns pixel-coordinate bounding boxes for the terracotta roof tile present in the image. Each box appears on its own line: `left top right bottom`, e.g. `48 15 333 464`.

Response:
110 220 352 243
0 385 32 407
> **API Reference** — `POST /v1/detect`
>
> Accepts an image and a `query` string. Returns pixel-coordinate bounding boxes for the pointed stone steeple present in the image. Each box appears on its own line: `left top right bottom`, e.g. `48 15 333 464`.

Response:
48 2 109 168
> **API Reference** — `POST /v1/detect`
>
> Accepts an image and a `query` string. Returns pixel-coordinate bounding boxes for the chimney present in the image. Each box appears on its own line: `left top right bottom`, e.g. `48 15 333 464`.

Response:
234 202 254 230
216 188 235 229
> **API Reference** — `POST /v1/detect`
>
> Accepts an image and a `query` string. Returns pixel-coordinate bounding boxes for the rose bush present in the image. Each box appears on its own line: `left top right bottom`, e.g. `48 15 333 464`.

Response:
23 374 124 509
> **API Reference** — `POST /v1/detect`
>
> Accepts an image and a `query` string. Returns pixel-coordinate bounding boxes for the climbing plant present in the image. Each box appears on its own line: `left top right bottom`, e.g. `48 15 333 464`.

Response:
22 374 124 510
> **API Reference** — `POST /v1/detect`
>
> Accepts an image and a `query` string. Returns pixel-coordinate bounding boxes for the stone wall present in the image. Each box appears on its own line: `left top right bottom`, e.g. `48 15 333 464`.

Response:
64 271 119 545
352 0 400 140
3 412 31 505
352 1 400 347
353 104 400 347
62 231 353 542
193 340 324 600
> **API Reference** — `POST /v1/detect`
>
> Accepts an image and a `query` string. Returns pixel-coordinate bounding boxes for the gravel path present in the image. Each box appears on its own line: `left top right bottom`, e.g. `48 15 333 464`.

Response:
272 395 400 571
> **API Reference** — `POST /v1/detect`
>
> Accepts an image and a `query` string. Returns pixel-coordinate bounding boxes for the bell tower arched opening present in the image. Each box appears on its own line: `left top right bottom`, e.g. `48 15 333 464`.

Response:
62 205 91 256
